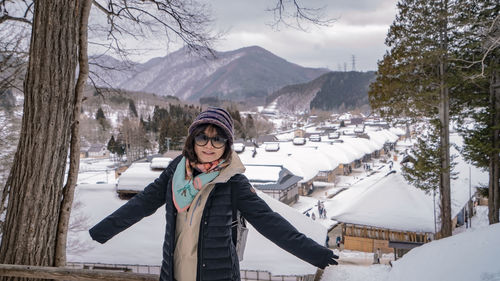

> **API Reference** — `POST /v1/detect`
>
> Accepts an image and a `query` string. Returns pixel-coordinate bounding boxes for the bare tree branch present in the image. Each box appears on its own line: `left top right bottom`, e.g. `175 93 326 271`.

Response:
0 0 33 25
0 14 31 25
267 0 336 31
91 0 219 57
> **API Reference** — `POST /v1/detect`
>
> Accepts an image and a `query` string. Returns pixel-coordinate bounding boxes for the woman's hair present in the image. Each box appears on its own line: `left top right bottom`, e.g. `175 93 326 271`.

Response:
182 123 232 164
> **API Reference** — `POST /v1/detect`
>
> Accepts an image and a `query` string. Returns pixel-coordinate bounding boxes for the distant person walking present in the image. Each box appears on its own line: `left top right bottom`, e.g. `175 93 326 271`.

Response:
89 107 338 281
373 248 381 264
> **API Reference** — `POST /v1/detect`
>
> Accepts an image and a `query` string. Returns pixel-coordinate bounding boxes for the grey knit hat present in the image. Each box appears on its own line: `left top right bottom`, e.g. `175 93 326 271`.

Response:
188 107 234 144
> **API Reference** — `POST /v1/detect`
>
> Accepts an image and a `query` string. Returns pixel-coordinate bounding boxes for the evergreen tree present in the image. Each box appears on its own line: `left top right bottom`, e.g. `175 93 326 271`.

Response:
245 114 257 140
129 99 138 117
114 135 126 157
95 107 108 131
95 107 105 120
451 0 500 223
140 115 149 132
369 0 457 237
227 106 245 139
107 135 116 153
154 104 198 152
158 117 171 153
151 106 169 133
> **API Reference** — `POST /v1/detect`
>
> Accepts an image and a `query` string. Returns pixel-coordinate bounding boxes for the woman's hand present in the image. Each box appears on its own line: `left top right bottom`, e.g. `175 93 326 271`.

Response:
328 252 339 266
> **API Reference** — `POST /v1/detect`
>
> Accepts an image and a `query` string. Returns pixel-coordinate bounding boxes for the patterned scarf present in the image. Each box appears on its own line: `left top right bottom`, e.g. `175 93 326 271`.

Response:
172 156 228 212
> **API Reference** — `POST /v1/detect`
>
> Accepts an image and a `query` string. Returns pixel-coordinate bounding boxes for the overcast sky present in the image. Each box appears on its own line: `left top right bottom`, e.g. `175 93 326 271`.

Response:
110 0 399 72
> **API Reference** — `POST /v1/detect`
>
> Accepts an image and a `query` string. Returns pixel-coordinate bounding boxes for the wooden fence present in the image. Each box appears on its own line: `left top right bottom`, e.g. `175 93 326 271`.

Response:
0 264 320 281
0 264 158 281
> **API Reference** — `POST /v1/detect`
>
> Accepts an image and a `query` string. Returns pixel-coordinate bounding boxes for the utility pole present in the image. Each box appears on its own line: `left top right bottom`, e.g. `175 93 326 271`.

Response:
469 166 472 228
351 55 356 71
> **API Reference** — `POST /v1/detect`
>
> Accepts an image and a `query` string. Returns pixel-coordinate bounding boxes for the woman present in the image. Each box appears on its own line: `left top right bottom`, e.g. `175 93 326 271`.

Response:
89 107 338 281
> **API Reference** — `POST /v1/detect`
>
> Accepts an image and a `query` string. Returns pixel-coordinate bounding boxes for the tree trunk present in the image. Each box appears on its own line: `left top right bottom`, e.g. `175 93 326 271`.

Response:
488 61 500 224
0 0 84 275
438 0 452 238
54 0 92 267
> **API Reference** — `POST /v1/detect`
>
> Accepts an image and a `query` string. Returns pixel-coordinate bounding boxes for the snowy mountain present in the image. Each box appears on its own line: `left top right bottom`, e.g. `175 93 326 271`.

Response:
89 46 328 105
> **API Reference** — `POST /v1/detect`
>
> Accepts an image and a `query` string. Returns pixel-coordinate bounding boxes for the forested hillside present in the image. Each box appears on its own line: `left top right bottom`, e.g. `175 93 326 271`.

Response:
267 71 375 113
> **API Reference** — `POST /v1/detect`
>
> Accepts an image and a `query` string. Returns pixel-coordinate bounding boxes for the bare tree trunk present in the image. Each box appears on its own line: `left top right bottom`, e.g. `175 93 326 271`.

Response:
0 1 83 275
54 0 92 267
489 62 500 224
438 0 452 238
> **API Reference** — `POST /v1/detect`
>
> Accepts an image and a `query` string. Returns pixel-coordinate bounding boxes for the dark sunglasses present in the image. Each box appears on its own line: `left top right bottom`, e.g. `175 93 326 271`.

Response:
194 134 227 148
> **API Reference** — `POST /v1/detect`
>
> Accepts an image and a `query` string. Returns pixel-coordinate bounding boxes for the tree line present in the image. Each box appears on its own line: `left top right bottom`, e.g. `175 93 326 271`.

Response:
104 102 268 162
369 0 499 235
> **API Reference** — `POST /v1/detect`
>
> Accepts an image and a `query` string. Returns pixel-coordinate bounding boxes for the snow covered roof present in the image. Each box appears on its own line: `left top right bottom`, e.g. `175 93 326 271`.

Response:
449 134 481 219
335 141 365 160
378 129 399 143
244 165 282 183
318 143 354 164
389 127 406 136
331 172 436 233
88 143 105 153
292 137 306 145
366 130 389 147
239 149 320 183
233 143 245 153
116 163 162 191
246 166 303 191
341 137 376 155
256 174 302 191
150 157 172 169
264 143 280 152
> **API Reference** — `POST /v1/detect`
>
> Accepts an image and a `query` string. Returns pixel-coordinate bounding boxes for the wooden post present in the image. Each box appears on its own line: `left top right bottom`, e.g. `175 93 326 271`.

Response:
0 264 158 281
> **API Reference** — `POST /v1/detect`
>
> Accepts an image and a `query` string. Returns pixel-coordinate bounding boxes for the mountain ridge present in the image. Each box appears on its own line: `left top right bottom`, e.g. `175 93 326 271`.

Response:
267 71 376 113
89 46 329 105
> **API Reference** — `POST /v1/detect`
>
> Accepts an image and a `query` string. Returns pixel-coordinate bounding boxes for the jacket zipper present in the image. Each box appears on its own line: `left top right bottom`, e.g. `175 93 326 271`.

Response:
196 183 218 281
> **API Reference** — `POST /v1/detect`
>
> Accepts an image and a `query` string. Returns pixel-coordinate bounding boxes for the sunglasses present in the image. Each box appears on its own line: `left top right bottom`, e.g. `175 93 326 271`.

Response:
194 134 227 148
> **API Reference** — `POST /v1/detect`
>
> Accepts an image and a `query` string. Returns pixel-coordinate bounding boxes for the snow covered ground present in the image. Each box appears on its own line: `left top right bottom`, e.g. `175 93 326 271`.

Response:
387 210 500 281
318 206 498 281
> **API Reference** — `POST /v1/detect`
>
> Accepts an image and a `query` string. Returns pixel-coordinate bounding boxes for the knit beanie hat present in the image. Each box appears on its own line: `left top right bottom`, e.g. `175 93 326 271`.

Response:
188 107 234 145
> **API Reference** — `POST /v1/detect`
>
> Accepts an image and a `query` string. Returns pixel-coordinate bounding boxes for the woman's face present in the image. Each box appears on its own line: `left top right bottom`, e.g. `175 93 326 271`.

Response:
194 126 226 163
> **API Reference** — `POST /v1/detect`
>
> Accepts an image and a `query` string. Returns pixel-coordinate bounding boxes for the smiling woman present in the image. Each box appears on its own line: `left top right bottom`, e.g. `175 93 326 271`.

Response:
89 107 338 281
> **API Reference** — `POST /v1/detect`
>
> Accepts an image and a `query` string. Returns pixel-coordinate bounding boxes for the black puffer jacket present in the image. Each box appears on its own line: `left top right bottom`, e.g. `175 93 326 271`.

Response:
89 155 334 281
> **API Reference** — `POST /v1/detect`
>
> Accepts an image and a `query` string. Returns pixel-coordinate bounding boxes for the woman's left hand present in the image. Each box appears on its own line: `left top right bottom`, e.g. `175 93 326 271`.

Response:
328 252 339 266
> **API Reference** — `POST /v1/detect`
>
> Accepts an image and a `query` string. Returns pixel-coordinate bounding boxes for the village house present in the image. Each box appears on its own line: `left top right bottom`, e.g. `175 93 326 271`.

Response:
331 171 476 260
116 160 162 199
87 143 109 159
244 164 302 205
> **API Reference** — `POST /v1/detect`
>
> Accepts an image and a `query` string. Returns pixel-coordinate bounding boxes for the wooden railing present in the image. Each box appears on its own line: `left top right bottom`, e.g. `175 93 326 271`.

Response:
0 264 320 281
0 264 159 281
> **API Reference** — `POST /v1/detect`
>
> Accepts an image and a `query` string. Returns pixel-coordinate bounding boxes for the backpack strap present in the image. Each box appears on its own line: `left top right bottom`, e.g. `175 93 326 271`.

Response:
231 179 238 246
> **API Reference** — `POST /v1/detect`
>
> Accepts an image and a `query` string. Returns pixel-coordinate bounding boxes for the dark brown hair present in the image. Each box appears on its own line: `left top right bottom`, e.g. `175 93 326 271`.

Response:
182 124 232 164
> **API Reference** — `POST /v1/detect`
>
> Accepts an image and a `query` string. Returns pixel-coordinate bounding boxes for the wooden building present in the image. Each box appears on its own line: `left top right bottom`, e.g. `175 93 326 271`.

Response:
245 165 302 205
